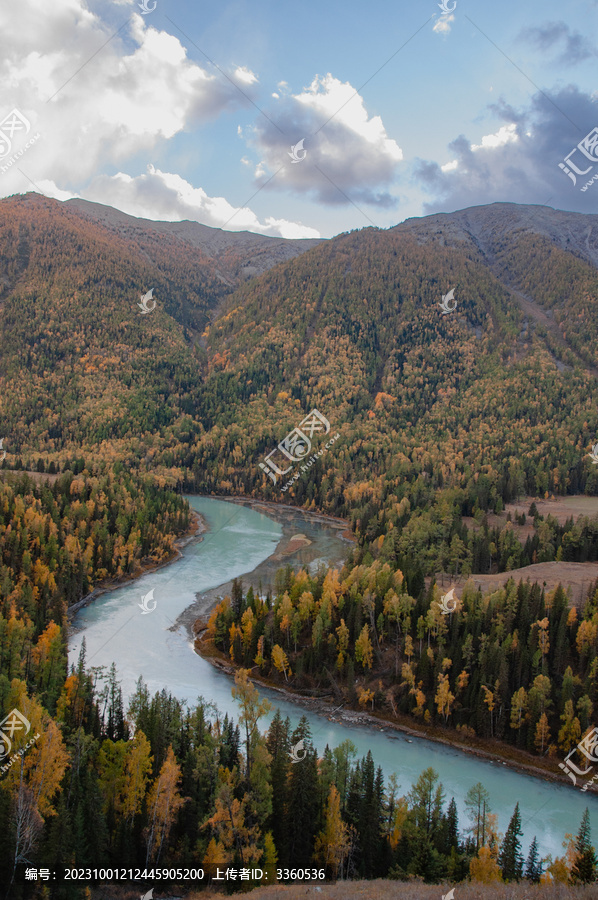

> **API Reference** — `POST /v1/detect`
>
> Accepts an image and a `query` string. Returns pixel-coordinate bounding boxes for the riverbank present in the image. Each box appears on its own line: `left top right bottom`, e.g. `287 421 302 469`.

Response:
67 507 206 620
193 628 595 797
221 495 356 543
184 499 593 795
174 496 353 634
68 494 594 862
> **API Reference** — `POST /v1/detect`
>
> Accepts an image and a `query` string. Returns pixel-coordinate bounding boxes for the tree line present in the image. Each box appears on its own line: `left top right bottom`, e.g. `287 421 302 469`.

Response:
1 658 596 897
209 566 597 757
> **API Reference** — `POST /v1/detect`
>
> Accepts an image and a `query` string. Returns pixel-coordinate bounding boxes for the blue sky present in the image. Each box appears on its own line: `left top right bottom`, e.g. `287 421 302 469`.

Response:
0 0 597 237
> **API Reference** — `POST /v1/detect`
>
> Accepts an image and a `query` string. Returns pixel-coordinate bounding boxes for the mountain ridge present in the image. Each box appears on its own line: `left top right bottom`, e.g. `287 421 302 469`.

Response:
396 201 598 269
65 196 323 286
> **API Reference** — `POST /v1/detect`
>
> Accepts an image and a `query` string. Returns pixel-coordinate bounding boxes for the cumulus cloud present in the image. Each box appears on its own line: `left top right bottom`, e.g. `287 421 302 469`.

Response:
519 22 597 66
415 87 598 214
0 0 259 185
244 73 403 207
0 0 321 237
36 165 321 238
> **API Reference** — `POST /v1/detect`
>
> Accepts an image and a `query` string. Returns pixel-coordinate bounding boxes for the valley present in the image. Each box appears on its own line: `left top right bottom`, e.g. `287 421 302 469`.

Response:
1 195 598 895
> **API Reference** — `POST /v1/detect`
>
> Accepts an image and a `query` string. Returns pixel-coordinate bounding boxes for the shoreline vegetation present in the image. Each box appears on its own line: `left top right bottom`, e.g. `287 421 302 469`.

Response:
183 503 597 797
193 625 591 793
220 494 357 543
67 506 206 620
68 494 598 796
173 496 354 634
67 492 595 792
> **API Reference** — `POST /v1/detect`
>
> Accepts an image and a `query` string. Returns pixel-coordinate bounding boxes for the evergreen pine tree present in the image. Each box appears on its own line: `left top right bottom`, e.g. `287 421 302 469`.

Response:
105 662 127 741
524 835 542 883
571 808 597 884
357 757 385 877
498 802 524 881
439 797 459 854
219 713 240 770
265 711 291 864
358 752 376 876
231 577 244 619
287 716 319 867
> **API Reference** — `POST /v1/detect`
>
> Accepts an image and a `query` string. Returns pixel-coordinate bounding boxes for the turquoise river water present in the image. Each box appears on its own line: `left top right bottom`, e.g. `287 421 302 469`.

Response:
69 496 597 861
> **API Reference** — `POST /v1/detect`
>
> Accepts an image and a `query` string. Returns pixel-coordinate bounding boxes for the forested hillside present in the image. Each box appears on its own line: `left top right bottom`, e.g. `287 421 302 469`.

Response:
207 566 597 758
180 204 598 579
66 198 323 286
1 196 598 896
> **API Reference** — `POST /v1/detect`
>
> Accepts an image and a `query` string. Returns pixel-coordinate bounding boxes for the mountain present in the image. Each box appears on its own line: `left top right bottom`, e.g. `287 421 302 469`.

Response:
2 195 598 529
193 201 598 514
397 202 598 269
2 196 598 887
395 202 598 374
65 196 323 286
0 193 319 462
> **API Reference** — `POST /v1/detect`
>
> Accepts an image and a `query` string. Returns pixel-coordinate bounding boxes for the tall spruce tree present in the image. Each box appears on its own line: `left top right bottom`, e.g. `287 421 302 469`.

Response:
524 835 542 883
287 716 319 868
439 797 459 854
265 711 291 864
571 808 597 884
231 577 244 618
499 802 524 881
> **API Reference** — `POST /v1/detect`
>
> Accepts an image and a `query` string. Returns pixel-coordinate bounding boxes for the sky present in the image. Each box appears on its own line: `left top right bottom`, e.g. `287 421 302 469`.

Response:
0 0 597 239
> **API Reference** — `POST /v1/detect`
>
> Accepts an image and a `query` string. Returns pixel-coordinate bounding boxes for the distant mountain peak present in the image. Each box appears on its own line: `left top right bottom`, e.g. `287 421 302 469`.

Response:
64 197 323 286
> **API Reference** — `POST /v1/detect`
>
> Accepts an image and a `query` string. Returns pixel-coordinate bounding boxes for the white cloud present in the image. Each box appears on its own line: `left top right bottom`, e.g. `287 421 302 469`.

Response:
0 0 321 237
433 15 454 35
234 66 258 85
441 159 458 173
471 123 518 151
248 73 402 207
415 86 598 215
437 124 519 175
39 165 321 238
294 74 402 158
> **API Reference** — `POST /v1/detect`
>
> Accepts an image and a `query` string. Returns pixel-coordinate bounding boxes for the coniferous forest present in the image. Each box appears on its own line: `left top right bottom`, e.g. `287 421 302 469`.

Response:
0 195 598 896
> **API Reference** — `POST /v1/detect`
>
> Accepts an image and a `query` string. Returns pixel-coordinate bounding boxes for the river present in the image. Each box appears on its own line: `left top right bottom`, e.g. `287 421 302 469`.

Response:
69 495 597 861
